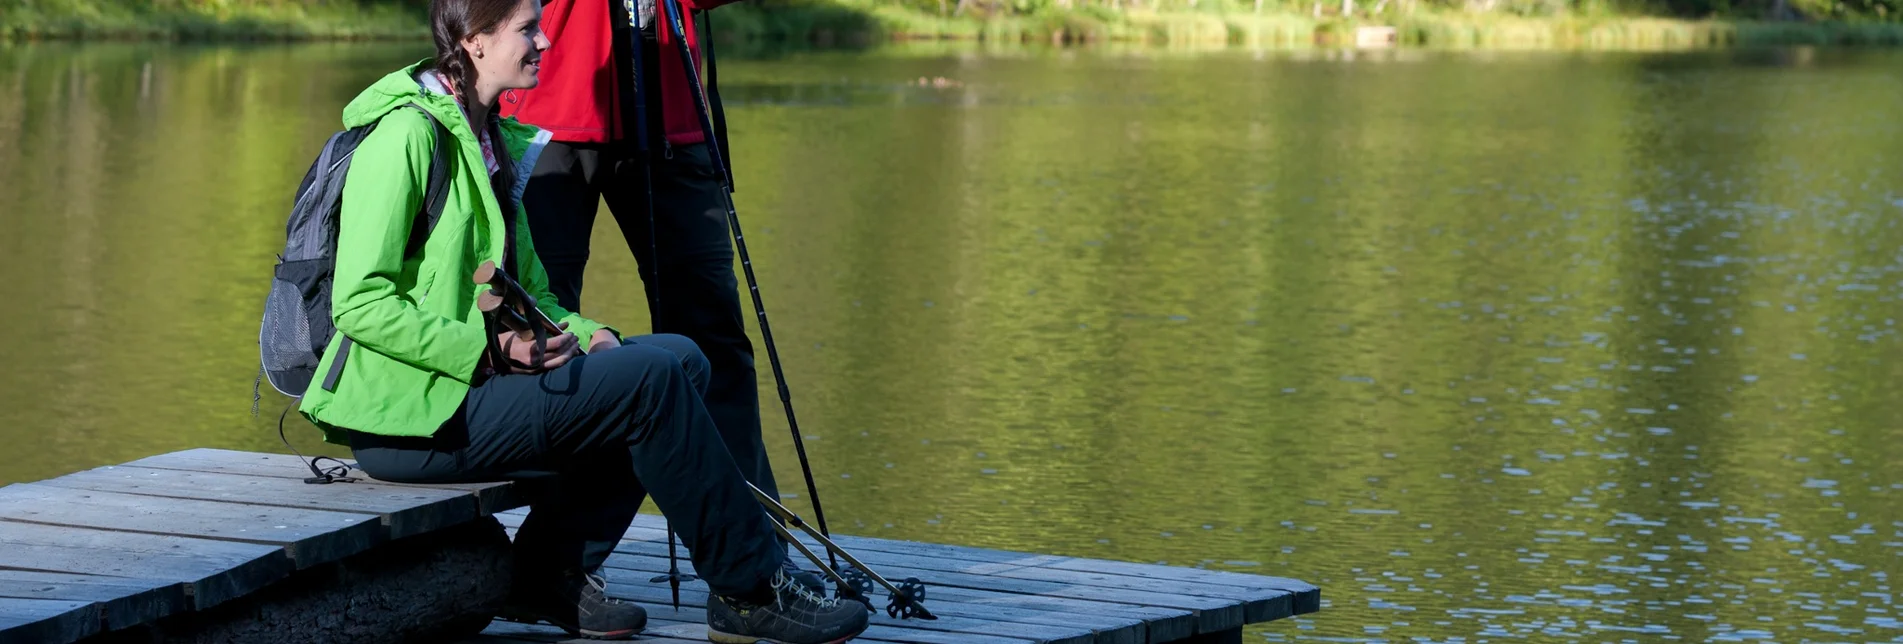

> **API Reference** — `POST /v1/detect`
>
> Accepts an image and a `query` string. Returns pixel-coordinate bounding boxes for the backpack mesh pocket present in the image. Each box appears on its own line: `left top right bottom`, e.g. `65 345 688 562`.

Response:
260 258 332 396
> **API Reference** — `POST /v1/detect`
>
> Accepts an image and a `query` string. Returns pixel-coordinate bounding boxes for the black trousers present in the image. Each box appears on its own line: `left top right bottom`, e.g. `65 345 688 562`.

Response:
348 334 781 597
522 142 779 505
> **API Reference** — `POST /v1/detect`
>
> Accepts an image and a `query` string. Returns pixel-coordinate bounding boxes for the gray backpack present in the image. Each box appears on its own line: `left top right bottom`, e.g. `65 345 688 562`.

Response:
258 103 451 401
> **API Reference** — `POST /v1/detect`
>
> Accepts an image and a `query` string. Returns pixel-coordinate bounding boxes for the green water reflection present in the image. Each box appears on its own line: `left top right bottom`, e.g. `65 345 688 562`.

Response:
3 41 1901 641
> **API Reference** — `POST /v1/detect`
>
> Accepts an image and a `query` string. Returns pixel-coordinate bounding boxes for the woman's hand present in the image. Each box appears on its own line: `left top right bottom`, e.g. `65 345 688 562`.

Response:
492 325 579 374
589 329 620 354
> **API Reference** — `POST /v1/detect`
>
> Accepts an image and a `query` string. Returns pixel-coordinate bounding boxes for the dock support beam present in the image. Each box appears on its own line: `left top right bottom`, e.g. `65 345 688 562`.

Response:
1180 626 1244 644
91 518 511 644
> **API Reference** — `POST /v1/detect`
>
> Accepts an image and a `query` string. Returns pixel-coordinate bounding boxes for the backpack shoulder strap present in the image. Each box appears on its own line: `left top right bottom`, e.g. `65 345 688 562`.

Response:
403 102 453 256
325 104 453 394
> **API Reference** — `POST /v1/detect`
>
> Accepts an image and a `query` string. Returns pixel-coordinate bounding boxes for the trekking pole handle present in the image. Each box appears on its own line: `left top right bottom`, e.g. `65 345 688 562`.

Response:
657 0 731 189
476 290 537 341
473 260 563 335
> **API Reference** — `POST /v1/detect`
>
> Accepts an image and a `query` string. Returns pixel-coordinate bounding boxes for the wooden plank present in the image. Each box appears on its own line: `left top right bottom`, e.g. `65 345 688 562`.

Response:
971 565 1289 624
499 510 1243 636
622 512 1306 609
34 465 477 540
613 514 1293 624
598 575 1095 644
0 483 381 569
605 550 1184 642
609 548 1169 641
502 510 1272 630
0 570 186 631
629 604 1039 644
616 605 1035 640
478 620 705 644
486 616 1029 644
598 546 1142 644
597 522 1247 634
466 533 1278 644
1043 559 1320 615
841 543 1310 605
788 527 1312 604
923 585 1191 643
0 519 292 610
0 598 98 644
598 509 1316 614
602 548 1241 637
500 511 1198 642
623 622 713 641
126 449 532 517
482 616 1019 644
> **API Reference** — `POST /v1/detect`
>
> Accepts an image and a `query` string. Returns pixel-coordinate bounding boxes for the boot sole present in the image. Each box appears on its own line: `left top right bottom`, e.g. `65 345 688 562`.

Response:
499 609 643 640
707 628 859 644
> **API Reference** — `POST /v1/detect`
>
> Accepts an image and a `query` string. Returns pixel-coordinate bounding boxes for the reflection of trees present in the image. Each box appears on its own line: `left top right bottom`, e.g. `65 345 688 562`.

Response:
714 54 1903 620
5 49 1901 642
1648 55 1903 625
744 53 982 525
0 43 427 484
1593 53 1766 630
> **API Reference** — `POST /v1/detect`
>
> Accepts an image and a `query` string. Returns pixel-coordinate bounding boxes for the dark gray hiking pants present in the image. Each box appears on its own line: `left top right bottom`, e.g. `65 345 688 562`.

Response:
347 334 782 596
520 141 780 507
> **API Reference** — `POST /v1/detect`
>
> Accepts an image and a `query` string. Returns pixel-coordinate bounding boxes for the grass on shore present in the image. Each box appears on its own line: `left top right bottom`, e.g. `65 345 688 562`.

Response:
1 0 425 39
712 0 1903 48
5 0 1903 47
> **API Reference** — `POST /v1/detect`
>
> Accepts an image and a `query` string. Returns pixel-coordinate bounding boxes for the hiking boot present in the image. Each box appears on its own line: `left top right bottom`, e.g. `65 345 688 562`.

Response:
783 557 826 594
706 568 871 644
502 568 648 640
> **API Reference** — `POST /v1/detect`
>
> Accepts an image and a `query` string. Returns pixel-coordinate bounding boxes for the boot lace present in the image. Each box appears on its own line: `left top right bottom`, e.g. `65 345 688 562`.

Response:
774 568 839 609
584 571 631 607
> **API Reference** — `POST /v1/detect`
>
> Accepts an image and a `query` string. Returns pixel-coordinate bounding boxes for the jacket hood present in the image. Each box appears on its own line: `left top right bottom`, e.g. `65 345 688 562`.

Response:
342 60 553 205
343 61 466 130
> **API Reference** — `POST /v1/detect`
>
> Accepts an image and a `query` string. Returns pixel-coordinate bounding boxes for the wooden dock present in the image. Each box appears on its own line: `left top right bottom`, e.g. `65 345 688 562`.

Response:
0 449 1318 643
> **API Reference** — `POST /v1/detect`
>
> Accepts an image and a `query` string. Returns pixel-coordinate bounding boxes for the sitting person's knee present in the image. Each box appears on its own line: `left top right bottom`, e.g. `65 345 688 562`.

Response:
619 334 712 394
598 343 686 386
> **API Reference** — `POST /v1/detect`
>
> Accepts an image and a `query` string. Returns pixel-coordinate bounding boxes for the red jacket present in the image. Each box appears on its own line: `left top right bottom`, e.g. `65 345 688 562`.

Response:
501 0 731 146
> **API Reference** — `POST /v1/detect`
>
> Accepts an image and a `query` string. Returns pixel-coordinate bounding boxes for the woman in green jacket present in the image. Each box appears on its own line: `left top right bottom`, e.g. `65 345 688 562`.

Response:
301 0 868 641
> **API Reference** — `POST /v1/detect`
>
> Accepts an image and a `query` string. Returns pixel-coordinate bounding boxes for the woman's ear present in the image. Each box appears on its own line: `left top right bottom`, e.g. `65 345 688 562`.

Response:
462 34 484 59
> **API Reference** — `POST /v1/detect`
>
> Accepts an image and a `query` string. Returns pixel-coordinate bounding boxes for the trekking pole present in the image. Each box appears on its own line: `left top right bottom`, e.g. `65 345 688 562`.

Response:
617 0 696 613
656 0 838 573
748 483 935 620
651 529 691 612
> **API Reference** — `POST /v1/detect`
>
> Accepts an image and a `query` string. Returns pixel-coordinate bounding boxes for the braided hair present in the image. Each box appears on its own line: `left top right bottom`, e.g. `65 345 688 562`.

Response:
424 0 531 272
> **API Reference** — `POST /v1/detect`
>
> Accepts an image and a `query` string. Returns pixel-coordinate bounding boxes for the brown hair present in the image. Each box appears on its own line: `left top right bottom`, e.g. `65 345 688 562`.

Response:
426 0 523 107
427 0 529 272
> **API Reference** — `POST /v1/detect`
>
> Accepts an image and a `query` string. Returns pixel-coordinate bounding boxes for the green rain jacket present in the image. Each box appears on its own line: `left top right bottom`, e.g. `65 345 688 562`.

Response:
300 61 616 441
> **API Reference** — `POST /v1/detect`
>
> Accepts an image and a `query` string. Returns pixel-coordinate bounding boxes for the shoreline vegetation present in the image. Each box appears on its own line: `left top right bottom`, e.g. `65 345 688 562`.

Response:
3 0 1901 47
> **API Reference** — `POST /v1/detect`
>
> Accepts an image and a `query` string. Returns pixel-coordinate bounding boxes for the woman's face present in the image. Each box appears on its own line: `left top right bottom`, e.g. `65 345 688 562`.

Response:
465 0 549 95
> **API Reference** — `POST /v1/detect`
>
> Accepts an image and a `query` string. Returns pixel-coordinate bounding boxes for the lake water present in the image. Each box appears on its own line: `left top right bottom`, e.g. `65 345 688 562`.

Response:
2 41 1901 641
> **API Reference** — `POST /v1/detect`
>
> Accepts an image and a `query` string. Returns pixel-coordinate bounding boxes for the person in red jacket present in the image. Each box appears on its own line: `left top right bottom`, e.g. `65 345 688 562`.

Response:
502 0 826 634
